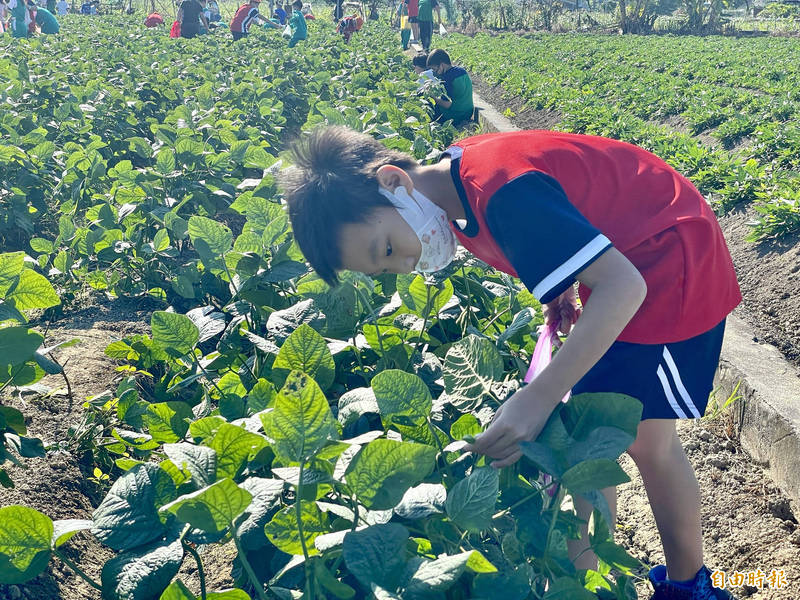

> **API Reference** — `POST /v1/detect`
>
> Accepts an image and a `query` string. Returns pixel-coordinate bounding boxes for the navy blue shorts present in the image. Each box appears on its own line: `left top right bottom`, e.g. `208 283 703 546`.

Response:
572 319 726 420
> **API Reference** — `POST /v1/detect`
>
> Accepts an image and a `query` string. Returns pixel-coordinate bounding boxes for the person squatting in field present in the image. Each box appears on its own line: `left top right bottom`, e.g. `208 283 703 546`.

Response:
230 0 276 40
286 0 306 47
425 49 473 125
280 126 741 600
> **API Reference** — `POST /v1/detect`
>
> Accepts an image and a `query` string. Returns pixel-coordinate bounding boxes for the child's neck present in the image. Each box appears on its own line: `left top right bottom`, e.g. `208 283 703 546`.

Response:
408 159 464 221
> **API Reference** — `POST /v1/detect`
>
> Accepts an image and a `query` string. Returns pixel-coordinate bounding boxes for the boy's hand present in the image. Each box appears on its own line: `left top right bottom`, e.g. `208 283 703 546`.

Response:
465 386 559 468
543 285 580 339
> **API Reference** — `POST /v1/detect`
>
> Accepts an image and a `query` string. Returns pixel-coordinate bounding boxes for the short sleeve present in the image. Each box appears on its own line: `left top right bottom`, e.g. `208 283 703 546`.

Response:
485 171 612 303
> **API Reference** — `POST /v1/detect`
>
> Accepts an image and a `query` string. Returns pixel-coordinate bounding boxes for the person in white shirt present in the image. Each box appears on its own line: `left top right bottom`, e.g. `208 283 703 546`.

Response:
56 0 67 14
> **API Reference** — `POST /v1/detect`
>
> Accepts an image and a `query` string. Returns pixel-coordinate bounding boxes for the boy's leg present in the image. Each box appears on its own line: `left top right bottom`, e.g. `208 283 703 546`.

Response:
567 486 617 571
627 419 703 582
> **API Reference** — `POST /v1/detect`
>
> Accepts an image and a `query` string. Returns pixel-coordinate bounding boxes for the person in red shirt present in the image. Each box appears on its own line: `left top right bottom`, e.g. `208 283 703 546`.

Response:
280 126 740 600
144 11 164 26
336 1 362 42
229 0 274 39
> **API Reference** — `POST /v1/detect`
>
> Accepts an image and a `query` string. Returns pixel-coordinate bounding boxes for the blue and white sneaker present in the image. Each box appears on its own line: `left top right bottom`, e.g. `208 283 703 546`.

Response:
648 565 737 600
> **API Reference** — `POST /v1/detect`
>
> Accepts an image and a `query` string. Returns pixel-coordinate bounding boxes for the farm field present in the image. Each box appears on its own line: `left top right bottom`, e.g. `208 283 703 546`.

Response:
1 14 800 600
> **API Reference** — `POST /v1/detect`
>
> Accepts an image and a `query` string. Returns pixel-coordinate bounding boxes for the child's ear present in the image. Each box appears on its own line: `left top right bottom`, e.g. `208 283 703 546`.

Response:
376 165 414 195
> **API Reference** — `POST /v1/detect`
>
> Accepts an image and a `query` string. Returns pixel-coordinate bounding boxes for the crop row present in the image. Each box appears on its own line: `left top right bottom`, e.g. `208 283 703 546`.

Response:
440 32 800 239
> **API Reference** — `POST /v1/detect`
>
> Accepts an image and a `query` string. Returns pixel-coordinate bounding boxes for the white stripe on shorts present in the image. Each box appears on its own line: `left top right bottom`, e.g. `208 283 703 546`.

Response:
662 346 701 418
656 364 688 419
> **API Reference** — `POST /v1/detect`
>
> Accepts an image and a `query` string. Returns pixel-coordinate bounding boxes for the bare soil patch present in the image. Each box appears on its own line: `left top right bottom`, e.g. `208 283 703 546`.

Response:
619 417 800 599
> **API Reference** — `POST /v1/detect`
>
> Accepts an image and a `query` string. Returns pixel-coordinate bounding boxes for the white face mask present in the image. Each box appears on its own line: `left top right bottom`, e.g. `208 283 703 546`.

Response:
378 185 457 273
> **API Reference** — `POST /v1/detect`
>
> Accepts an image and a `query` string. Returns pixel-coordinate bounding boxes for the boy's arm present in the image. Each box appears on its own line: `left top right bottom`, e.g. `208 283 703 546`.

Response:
468 248 646 467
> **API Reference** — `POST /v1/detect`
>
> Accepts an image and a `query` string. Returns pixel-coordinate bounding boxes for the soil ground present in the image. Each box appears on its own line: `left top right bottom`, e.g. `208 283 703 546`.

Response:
2 82 800 600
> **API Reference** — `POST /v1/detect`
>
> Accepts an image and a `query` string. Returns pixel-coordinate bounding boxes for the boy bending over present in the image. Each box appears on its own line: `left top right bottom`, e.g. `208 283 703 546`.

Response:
281 127 740 600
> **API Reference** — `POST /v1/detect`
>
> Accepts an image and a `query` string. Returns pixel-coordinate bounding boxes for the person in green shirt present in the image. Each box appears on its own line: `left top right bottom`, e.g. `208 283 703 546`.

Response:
416 0 439 51
426 49 473 124
287 0 307 47
35 6 59 32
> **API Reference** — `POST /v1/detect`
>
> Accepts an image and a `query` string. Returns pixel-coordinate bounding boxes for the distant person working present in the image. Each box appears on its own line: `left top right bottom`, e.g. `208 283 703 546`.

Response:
416 0 439 51
427 49 474 124
177 0 208 38
230 0 274 39
34 5 59 32
287 0 307 46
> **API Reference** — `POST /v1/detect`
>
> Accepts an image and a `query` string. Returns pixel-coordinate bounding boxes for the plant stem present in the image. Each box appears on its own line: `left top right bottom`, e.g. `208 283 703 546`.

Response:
355 286 385 358
183 542 207 600
53 549 102 591
233 531 269 600
295 461 314 599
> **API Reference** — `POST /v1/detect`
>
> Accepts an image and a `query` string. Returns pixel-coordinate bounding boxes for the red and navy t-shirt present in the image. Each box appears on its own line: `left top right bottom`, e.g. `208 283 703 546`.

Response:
230 3 259 33
444 130 741 344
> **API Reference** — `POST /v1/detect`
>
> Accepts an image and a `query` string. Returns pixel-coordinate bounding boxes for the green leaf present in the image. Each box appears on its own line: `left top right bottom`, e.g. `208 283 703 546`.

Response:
207 423 269 480
266 298 325 344
343 523 408 592
591 540 640 572
403 551 497 598
560 459 630 494
262 371 338 463
246 379 276 412
0 327 44 366
151 311 199 359
566 426 634 466
370 369 432 425
273 324 336 391
393 483 446 520
0 252 25 296
234 477 284 550
264 501 328 556
396 275 453 318
0 406 26 435
497 308 535 346
143 401 193 444
29 238 54 255
442 335 503 410
188 215 233 259
155 148 176 175
337 387 379 427
449 414 481 441
159 579 194 600
445 467 499 532
519 441 563 477
101 534 184 600
345 439 437 510
161 478 253 533
6 270 60 311
92 463 176 550
0 506 52 584
163 443 218 488
561 393 642 441
51 519 93 548
543 577 598 600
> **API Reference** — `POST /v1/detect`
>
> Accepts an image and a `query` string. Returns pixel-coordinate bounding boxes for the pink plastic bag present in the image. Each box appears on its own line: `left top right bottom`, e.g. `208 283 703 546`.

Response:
169 20 181 38
525 320 569 496
524 320 570 404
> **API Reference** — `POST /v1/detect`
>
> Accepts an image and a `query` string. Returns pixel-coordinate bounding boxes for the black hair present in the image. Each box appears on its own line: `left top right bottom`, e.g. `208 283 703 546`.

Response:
426 49 452 68
280 127 418 286
412 53 428 69
292 0 301 8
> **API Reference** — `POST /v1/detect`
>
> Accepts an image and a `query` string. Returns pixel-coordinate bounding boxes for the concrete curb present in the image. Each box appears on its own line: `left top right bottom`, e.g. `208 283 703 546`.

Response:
472 90 800 509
